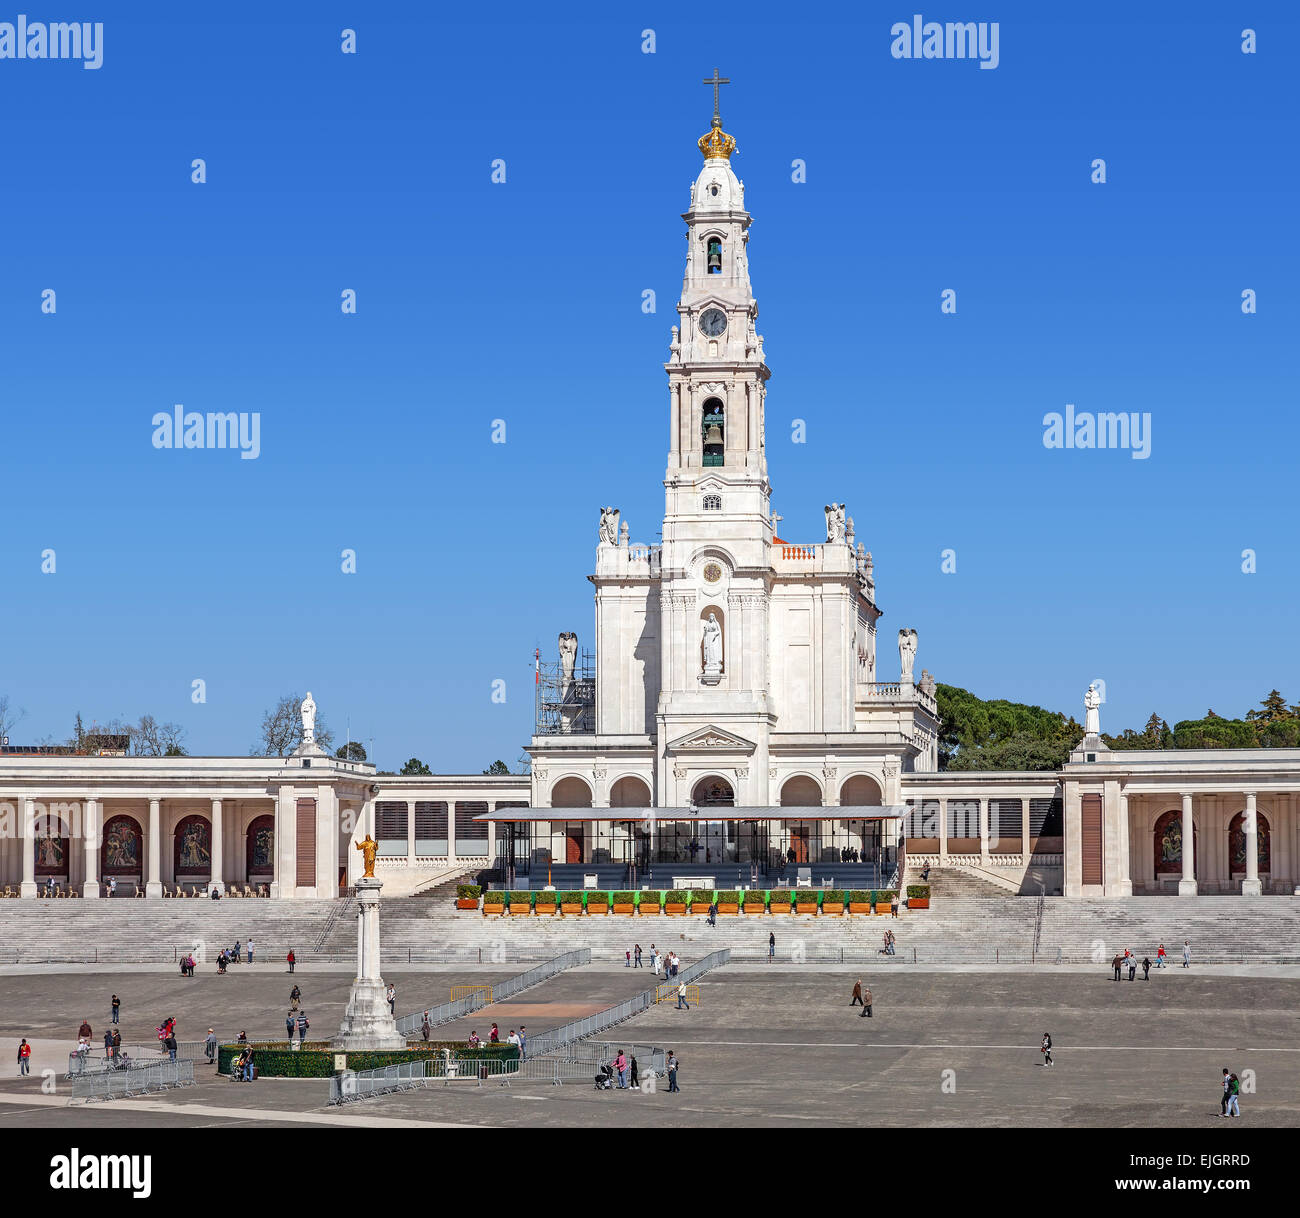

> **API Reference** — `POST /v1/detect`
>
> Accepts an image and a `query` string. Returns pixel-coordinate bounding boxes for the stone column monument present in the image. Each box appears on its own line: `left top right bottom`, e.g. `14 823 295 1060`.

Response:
335 836 407 1051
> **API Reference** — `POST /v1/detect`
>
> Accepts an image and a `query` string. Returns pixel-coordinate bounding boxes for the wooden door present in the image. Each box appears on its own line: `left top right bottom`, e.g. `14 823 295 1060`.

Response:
566 827 583 864
791 827 809 864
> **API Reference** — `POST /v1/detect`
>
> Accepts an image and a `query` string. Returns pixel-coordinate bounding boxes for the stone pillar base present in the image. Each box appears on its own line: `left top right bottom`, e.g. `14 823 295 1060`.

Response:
19 881 37 898
1241 878 1262 896
1177 878 1199 896
82 883 101 899
269 882 281 898
209 881 225 896
1115 880 1133 898
335 979 406 1051
145 882 163 898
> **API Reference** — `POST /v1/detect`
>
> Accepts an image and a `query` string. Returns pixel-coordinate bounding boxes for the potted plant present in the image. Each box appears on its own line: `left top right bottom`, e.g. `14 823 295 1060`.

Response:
906 884 930 910
663 889 688 915
506 890 532 916
482 889 505 916
875 889 897 915
611 890 636 915
742 890 767 915
456 884 481 911
714 890 740 914
847 889 873 914
558 890 585 915
795 888 819 915
769 889 793 914
534 891 559 915
587 891 609 914
639 890 663 914
821 889 845 915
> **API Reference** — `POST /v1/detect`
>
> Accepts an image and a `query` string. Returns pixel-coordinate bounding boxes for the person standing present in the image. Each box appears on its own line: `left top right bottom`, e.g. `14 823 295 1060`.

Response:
1142 957 1151 981
247 939 254 965
1041 1032 1053 1066
111 995 120 1025
103 1029 114 1058
1221 1068 1231 1116
859 985 873 1018
421 1013 431 1042
489 1023 499 1044
625 948 632 967
17 1039 31 1076
1182 940 1191 969
287 949 295 973
634 944 642 968
164 1031 177 1062
290 985 301 1011
296 1012 310 1043
851 979 864 1007
234 940 242 963
1156 943 1167 968
768 932 775 963
614 1049 628 1089
78 1018 92 1041
629 1054 639 1089
667 1050 680 1093
1127 955 1137 982
285 1012 296 1042
518 1026 527 1061
111 1029 121 1056
1225 1072 1240 1117
204 1029 217 1065
386 984 396 1015
676 982 689 1010
507 1028 520 1052
243 1047 255 1082
1111 953 1123 982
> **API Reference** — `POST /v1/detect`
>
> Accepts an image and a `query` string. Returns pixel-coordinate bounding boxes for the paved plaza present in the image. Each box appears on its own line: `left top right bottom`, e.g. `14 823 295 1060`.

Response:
2 962 1298 1129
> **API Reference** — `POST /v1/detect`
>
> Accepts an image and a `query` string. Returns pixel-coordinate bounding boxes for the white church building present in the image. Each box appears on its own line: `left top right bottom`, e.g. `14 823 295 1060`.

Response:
1 96 1298 902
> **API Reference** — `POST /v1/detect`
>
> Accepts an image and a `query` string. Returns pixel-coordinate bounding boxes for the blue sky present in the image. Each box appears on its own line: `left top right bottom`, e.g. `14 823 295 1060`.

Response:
1 1 1295 769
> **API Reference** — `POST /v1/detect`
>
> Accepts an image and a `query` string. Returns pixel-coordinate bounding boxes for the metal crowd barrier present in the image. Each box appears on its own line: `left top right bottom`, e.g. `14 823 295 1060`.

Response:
393 949 590 1037
73 1058 195 1102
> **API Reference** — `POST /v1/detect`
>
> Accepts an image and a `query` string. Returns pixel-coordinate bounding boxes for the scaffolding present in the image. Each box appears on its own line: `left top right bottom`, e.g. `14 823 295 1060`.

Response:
534 647 596 735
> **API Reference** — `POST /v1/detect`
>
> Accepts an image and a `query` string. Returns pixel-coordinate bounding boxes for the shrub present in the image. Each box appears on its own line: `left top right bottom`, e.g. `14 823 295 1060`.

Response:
878 890 898 902
847 890 873 904
558 891 585 904
769 889 793 905
534 892 559 906
504 891 532 904
218 1042 519 1078
587 892 609 905
906 884 931 899
743 892 767 905
612 891 634 904
794 889 818 903
639 890 663 906
456 884 481 900
714 890 740 903
664 890 688 904
823 889 845 906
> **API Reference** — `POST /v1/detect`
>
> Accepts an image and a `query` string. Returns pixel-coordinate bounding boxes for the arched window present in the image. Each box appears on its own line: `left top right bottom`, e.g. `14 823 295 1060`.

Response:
702 494 722 511
702 398 724 467
707 237 722 274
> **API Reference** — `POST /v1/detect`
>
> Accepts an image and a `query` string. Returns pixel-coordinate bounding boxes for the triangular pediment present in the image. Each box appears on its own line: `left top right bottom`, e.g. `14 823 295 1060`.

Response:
666 724 756 755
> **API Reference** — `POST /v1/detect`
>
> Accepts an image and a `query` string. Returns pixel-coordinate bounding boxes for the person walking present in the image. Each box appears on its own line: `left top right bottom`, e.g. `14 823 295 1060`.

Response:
489 1023 499 1044
111 995 120 1025
296 1012 310 1043
650 945 659 975
1041 1032 1053 1066
1221 1068 1231 1116
634 944 642 968
1127 955 1137 982
234 940 242 963
859 985 873 1018
890 893 899 918
421 1012 431 1042
103 1029 114 1058
1182 940 1191 969
246 939 254 965
1142 956 1151 981
1111 953 1123 982
518 1026 527 1061
768 932 776 963
614 1049 628 1089
243 1047 256 1083
290 985 301 1012
1156 943 1167 968
625 948 631 967
17 1039 31 1076
629 1054 640 1089
667 1050 680 1093
676 982 690 1010
287 949 295 974
286 1012 296 1042
204 1029 217 1065
851 979 864 1007
1225 1072 1240 1117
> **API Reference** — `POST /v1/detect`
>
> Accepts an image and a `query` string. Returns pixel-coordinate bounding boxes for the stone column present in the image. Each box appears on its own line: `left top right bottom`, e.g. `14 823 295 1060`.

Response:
1178 792 1197 896
1021 797 1031 864
210 800 224 894
938 798 948 861
146 798 163 897
271 785 294 899
1242 791 1261 896
1117 792 1132 897
20 797 37 898
83 797 101 898
406 799 415 865
446 802 458 866
335 877 406 1050
979 798 990 862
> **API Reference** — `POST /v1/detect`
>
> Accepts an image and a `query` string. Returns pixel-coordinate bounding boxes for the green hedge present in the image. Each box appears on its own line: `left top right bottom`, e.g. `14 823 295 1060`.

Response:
557 891 585 904
879 890 899 902
847 890 873 903
502 891 532 904
534 892 558 906
794 889 818 903
823 889 845 907
664 890 688 904
456 884 481 900
638 890 662 907
612 891 634 904
906 884 931 899
217 1042 519 1078
713 890 740 903
769 890 793 906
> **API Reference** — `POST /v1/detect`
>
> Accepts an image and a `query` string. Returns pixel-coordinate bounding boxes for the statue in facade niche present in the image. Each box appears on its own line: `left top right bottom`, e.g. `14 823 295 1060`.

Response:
898 629 917 683
599 506 620 546
920 669 936 696
702 613 723 674
558 632 578 698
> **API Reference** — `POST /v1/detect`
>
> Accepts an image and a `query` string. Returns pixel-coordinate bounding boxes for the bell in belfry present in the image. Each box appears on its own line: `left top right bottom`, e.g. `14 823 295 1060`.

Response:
707 239 722 273
704 421 723 446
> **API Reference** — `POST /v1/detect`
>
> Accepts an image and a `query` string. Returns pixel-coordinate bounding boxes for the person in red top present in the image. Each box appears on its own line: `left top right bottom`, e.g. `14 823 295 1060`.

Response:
489 1023 499 1043
17 1039 31 1076
287 949 296 974
1156 943 1167 968
77 1019 92 1040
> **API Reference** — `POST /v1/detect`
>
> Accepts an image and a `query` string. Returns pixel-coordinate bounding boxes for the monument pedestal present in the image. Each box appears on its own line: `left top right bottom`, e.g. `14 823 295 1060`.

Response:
335 877 407 1051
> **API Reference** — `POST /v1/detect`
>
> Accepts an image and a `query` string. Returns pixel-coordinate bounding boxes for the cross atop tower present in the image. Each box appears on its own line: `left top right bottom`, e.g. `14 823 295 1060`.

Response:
702 68 730 121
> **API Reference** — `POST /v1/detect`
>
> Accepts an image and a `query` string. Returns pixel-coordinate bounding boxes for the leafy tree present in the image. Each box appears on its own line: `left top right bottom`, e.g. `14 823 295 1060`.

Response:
936 684 1083 771
1246 690 1293 724
253 694 334 757
400 757 432 776
336 741 368 762
482 759 509 775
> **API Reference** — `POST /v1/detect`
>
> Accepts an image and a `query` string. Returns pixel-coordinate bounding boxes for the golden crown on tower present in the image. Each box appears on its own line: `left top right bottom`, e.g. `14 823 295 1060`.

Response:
698 116 737 161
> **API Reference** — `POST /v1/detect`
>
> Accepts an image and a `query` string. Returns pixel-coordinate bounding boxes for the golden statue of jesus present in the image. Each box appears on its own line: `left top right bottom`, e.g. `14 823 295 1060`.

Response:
355 834 378 878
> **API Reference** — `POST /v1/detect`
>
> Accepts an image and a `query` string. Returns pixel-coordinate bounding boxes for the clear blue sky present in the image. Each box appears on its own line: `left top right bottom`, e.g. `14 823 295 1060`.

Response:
2 1 1295 769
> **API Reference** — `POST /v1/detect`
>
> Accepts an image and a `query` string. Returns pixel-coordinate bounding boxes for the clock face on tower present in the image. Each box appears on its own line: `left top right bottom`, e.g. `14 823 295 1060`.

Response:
699 308 727 338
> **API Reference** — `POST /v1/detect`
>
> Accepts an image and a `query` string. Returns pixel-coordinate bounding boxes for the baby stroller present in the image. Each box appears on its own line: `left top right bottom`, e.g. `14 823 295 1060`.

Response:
594 1062 615 1090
